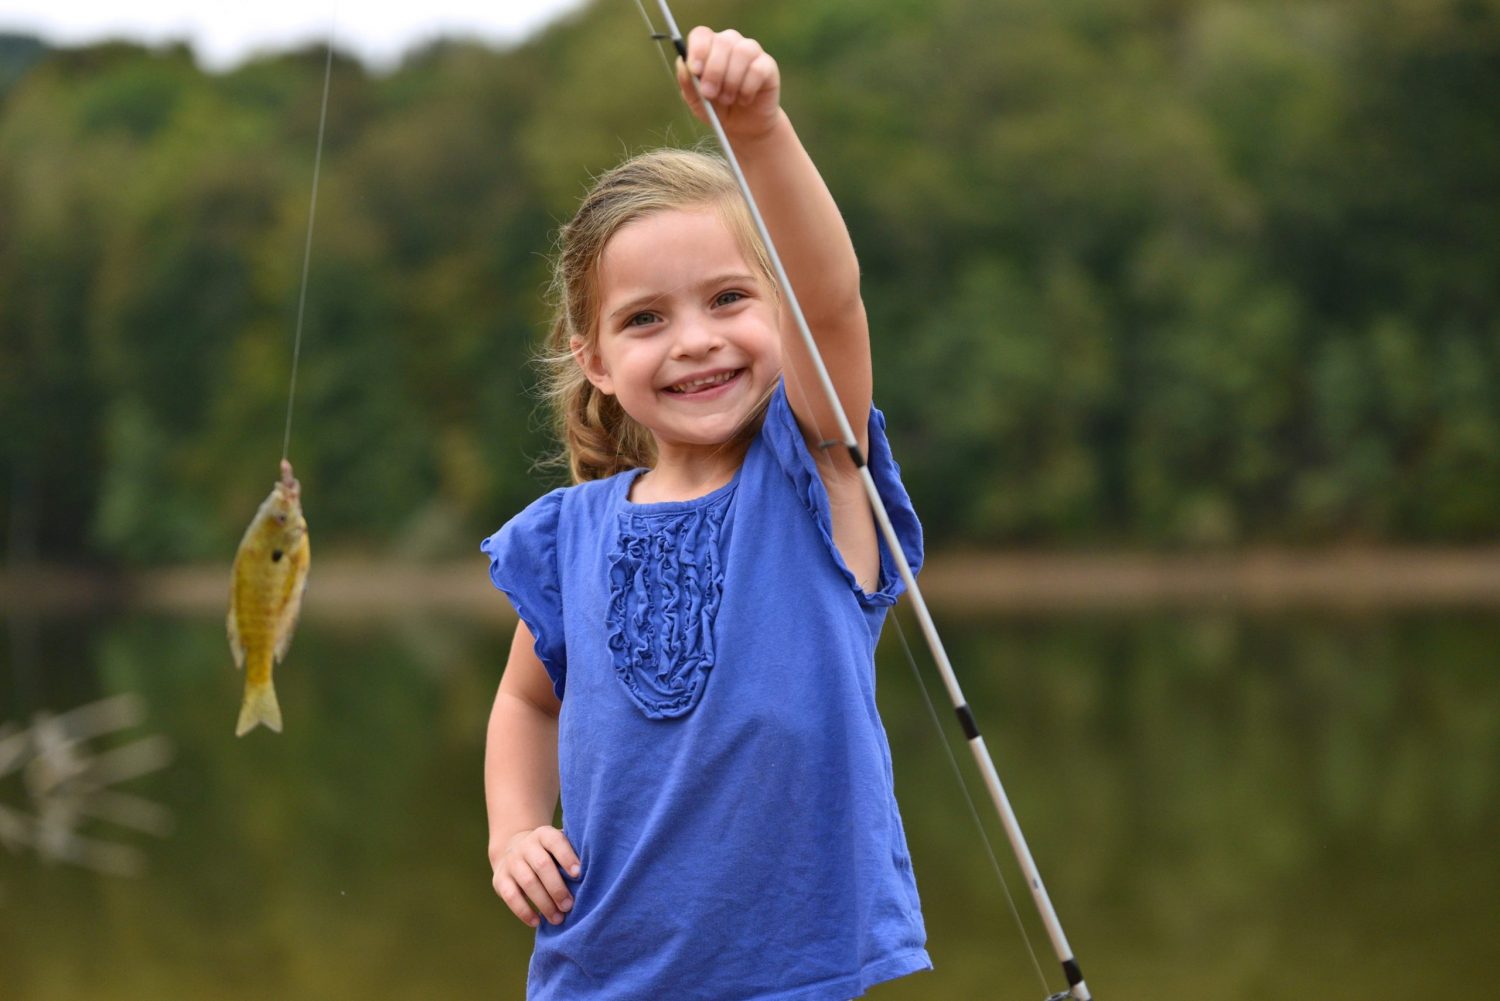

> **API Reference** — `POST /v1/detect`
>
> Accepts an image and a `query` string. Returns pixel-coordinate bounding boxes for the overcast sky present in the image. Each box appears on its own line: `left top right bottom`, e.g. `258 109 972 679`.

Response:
0 2 591 71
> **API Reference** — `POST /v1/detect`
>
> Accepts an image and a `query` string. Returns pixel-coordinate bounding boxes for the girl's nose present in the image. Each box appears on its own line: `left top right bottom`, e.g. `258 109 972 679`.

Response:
670 318 723 357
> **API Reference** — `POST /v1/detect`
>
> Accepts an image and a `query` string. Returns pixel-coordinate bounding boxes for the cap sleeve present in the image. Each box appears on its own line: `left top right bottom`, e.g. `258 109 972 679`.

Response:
480 488 567 698
760 380 924 606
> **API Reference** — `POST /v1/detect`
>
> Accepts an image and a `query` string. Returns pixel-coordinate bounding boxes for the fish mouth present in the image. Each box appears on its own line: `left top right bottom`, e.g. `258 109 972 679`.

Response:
664 369 742 395
277 459 302 501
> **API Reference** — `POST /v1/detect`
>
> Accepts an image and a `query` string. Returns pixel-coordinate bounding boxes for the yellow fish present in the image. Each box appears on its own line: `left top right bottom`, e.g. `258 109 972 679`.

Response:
227 459 310 736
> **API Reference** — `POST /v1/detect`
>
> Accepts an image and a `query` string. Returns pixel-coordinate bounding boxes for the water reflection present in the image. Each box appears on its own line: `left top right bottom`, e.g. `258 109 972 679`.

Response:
886 611 1500 1000
0 694 173 877
0 608 1494 999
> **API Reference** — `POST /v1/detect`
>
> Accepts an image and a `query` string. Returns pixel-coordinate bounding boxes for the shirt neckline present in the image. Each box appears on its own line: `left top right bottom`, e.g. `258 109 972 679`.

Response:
616 455 748 514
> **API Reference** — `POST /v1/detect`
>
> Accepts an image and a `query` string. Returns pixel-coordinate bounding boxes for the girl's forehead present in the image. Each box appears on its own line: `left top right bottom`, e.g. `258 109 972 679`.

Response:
599 207 752 294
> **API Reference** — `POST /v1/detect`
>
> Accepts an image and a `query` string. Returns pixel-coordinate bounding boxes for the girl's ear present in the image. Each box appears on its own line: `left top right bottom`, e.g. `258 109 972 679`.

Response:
570 335 615 396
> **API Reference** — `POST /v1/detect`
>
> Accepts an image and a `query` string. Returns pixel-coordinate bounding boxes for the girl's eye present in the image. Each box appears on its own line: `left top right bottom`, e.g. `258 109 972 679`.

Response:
626 311 660 328
714 290 746 307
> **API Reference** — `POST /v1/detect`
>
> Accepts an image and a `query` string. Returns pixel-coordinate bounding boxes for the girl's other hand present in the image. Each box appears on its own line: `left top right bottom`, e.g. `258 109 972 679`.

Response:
491 825 582 928
677 26 782 142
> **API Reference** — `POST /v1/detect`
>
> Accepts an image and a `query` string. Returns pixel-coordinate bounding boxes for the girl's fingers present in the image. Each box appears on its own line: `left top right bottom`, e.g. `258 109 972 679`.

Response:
494 874 540 927
739 52 778 106
684 25 717 78
678 28 779 133
718 38 764 106
696 28 743 101
490 826 580 928
540 827 583 878
512 859 566 925
523 843 575 915
675 58 704 117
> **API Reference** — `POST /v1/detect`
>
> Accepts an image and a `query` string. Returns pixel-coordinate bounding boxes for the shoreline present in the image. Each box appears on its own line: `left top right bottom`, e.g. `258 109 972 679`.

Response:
5 548 1500 617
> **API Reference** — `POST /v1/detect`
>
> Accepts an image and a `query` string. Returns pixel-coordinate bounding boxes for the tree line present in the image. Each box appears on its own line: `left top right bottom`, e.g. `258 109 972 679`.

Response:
2 0 1497 564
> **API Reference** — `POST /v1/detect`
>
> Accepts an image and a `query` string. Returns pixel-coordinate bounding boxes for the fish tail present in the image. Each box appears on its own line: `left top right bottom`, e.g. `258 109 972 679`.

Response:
236 680 283 737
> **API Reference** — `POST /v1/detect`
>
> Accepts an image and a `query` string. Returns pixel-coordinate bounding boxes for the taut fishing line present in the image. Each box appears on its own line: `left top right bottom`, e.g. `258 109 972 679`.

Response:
631 3 1094 998
281 15 338 464
632 0 681 86
889 610 1053 995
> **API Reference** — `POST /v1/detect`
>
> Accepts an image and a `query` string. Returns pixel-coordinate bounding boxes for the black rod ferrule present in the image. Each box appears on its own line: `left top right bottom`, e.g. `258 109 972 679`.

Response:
1063 958 1084 986
955 703 981 740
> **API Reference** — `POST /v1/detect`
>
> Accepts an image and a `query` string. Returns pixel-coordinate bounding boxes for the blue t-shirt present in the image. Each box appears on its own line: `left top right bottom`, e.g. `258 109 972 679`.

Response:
482 381 930 1001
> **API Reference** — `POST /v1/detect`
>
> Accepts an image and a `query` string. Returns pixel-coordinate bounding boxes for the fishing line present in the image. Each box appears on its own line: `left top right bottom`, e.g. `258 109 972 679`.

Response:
281 15 338 464
635 4 1093 998
632 0 681 86
890 611 1052 996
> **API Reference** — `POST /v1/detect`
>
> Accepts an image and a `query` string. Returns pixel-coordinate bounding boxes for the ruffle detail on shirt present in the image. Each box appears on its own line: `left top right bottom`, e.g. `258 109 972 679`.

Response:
481 488 567 700
606 492 731 720
763 381 923 606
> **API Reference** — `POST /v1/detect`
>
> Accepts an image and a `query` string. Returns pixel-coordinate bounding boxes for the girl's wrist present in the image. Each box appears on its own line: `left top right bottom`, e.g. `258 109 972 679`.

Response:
727 108 791 150
487 827 530 866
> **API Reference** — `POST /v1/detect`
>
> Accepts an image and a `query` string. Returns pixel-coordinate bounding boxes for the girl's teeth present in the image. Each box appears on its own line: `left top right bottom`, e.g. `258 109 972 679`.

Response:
671 371 735 393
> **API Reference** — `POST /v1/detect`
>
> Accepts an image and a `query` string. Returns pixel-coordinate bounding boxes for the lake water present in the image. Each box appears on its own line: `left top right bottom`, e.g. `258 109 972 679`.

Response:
1 605 1495 999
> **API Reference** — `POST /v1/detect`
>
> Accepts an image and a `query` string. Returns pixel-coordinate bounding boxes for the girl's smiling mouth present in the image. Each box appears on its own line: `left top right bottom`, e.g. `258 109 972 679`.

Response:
664 369 743 395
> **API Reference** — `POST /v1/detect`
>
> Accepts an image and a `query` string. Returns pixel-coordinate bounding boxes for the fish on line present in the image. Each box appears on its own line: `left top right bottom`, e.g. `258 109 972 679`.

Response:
227 459 310 736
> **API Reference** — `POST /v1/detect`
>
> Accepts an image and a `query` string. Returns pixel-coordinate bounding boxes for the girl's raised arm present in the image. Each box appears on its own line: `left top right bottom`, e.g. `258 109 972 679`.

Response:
678 27 880 588
677 27 872 461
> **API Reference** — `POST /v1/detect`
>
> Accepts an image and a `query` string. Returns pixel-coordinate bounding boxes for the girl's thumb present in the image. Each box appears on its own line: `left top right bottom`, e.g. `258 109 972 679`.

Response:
675 58 707 122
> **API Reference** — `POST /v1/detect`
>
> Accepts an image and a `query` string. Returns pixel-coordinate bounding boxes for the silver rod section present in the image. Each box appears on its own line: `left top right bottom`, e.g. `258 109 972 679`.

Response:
653 3 1089 998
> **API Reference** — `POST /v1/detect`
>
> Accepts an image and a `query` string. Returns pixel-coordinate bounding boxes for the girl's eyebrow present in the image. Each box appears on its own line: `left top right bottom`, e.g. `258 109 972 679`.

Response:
607 292 665 323
606 273 758 321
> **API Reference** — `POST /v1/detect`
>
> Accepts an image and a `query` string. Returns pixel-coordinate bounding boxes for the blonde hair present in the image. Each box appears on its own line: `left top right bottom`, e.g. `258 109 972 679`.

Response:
540 147 778 483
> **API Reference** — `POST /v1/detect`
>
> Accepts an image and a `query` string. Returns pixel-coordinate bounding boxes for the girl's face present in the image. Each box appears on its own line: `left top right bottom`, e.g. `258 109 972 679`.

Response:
579 205 781 459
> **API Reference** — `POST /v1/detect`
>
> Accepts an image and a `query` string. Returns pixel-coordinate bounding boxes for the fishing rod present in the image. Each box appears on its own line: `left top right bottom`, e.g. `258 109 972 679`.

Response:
641 3 1093 998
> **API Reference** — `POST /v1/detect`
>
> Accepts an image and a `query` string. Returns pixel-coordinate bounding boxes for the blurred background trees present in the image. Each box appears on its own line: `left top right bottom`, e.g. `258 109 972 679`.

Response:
2 0 1497 564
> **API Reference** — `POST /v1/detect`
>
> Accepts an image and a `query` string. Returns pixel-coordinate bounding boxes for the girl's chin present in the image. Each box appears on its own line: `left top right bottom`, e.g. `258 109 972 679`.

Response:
651 410 763 451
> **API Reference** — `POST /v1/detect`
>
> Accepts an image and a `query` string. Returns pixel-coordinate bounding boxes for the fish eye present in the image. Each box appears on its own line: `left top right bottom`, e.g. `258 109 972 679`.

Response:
275 514 287 524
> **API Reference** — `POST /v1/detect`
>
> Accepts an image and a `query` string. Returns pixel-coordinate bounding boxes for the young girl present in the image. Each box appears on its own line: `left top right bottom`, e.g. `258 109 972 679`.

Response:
482 26 929 1000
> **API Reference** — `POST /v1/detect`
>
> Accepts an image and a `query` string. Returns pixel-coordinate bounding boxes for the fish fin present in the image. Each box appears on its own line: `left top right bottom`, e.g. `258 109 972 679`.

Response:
236 681 283 737
272 534 310 663
226 603 245 670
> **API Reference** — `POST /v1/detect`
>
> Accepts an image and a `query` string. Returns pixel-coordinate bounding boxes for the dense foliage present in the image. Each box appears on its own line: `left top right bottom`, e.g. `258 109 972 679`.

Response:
2 0 1497 563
